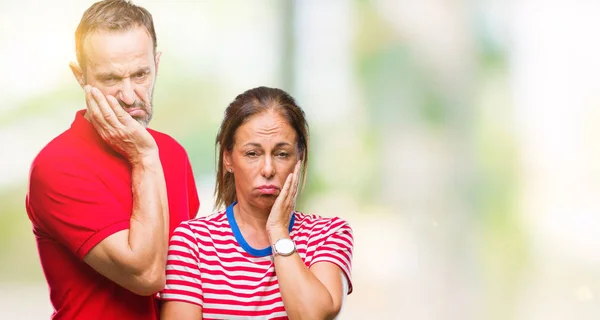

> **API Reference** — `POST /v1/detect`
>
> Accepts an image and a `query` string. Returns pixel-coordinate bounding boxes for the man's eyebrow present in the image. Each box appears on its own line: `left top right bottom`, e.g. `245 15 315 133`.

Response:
95 72 121 80
95 67 150 79
132 67 151 75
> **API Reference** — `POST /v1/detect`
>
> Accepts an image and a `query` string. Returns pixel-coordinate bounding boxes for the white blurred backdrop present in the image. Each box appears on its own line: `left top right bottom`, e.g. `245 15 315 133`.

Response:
1 0 600 319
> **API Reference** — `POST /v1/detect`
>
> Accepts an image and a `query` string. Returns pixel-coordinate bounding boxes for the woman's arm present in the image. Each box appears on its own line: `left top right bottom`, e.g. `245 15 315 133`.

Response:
270 227 349 320
267 162 353 320
161 301 203 320
159 224 205 319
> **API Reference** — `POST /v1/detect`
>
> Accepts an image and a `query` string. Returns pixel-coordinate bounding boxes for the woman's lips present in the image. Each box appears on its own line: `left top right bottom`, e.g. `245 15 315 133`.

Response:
257 185 279 195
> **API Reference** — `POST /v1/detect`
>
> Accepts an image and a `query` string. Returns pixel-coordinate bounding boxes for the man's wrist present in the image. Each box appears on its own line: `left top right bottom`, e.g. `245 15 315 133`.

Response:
131 150 160 168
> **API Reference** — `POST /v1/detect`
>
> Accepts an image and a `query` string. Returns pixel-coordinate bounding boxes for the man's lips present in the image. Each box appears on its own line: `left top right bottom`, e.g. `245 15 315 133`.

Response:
126 108 144 116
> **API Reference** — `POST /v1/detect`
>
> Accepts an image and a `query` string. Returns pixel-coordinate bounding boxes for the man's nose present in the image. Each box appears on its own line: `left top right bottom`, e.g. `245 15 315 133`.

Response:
118 78 136 106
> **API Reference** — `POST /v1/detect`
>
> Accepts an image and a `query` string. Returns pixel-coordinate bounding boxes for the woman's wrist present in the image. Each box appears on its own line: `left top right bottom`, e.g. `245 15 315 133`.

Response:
267 226 290 244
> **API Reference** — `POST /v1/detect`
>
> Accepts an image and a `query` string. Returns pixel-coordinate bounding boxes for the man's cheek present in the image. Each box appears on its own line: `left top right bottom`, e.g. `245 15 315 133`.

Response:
134 87 151 104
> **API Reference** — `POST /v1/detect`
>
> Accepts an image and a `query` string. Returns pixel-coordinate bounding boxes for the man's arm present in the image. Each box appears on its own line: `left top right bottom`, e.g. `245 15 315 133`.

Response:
84 152 168 296
82 86 169 295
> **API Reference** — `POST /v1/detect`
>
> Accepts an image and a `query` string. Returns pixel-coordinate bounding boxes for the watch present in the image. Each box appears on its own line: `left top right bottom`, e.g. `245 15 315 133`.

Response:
272 238 296 257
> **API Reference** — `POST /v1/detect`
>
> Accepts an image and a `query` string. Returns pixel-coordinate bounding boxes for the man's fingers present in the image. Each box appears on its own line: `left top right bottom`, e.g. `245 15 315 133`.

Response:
90 87 121 127
84 86 106 127
106 95 135 125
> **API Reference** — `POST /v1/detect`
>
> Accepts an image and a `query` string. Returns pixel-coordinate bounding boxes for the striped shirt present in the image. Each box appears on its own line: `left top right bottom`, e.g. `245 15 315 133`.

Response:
160 202 354 319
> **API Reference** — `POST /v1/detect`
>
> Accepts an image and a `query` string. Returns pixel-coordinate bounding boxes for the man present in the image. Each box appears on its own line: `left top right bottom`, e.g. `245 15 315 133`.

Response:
25 1 200 319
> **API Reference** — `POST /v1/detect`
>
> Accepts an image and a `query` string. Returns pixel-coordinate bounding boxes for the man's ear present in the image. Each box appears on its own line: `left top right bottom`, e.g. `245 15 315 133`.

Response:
69 62 85 88
154 51 162 74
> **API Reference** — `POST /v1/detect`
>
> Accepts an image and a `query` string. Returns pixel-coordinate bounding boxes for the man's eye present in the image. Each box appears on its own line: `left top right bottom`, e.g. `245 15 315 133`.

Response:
101 77 117 84
134 72 148 79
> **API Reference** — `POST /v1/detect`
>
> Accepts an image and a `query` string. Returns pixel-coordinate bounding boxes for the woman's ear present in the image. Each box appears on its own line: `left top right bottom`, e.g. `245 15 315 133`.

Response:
223 151 232 171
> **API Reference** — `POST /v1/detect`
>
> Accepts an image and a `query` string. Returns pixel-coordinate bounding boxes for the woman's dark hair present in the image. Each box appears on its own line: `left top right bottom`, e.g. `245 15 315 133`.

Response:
214 86 309 210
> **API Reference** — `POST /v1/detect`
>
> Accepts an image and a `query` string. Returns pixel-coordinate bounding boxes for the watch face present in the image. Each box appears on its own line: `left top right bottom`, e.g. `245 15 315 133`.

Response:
275 238 295 255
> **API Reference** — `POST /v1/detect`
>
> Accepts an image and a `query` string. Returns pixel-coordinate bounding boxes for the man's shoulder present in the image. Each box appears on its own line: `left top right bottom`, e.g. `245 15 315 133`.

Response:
31 128 82 170
147 128 179 145
148 129 187 154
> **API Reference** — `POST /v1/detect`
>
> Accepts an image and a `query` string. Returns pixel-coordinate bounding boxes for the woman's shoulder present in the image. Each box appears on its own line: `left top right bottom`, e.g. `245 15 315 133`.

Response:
293 211 353 233
177 210 228 232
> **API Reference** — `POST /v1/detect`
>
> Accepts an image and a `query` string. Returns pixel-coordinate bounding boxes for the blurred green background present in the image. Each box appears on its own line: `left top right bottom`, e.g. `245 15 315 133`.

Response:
2 0 600 319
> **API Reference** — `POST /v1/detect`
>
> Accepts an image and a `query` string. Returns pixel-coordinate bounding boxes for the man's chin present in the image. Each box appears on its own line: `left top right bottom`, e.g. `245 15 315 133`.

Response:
133 117 150 128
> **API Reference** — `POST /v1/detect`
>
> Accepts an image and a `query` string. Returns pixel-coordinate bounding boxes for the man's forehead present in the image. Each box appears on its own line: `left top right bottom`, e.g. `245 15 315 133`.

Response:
83 26 154 66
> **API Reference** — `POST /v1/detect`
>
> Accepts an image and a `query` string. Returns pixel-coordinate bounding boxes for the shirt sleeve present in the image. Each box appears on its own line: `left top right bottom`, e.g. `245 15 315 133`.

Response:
27 158 130 260
309 218 355 294
160 222 204 307
185 157 200 219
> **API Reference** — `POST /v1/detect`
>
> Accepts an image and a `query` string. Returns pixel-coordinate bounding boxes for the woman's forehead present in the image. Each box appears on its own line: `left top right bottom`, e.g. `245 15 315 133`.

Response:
234 112 296 144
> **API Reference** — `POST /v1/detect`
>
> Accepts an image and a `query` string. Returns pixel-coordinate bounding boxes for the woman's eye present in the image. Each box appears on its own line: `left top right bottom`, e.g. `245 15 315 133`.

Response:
246 151 258 157
277 152 289 158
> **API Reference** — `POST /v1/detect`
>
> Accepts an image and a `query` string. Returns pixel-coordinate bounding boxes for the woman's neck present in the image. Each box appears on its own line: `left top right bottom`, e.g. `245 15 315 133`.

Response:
233 201 271 245
233 202 271 235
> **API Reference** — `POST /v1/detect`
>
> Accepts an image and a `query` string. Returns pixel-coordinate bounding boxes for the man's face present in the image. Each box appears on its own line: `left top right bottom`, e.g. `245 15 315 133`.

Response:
81 26 159 127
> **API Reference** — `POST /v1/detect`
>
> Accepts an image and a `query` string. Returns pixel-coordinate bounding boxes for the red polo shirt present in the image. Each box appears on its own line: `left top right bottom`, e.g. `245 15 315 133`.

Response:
26 110 200 320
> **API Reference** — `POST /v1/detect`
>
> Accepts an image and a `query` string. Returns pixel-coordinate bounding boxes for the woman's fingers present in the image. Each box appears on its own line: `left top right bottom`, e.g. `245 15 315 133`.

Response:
290 160 301 207
280 173 293 202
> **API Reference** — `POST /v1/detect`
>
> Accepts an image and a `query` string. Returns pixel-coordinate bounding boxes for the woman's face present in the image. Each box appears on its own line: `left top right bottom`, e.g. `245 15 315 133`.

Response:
225 110 300 211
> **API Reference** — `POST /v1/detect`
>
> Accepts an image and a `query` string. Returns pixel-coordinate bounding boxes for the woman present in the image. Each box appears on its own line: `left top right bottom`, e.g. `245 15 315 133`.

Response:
160 86 354 319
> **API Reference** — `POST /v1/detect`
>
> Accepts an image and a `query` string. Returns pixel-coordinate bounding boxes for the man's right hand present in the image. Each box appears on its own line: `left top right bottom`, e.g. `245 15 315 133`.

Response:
84 85 157 164
82 85 169 296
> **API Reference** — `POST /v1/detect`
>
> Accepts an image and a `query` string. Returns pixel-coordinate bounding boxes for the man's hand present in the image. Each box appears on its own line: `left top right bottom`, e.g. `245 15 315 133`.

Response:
84 85 157 164
82 86 169 296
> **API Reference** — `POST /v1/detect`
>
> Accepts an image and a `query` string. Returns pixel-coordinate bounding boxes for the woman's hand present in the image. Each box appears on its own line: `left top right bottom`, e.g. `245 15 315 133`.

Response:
84 85 158 164
266 160 301 238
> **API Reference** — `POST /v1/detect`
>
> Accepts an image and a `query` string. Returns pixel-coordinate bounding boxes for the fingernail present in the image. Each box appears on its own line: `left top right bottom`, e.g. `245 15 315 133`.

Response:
84 85 90 93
